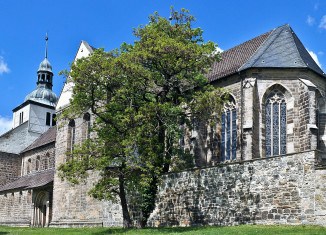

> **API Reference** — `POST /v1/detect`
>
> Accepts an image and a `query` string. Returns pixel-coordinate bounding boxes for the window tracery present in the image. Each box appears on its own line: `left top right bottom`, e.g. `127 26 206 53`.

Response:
221 101 237 161
265 90 286 157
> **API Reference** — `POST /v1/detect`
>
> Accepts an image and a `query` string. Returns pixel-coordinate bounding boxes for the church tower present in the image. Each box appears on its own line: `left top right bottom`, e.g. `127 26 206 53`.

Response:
0 35 58 154
12 34 57 132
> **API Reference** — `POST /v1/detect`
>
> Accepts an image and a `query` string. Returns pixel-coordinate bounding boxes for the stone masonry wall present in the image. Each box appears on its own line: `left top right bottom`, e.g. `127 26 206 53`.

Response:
148 151 324 227
0 190 33 226
22 143 55 176
51 115 123 227
0 152 21 186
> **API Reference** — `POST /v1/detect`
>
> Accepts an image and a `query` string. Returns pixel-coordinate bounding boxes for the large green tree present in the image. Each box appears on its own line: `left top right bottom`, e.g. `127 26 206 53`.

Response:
59 8 224 228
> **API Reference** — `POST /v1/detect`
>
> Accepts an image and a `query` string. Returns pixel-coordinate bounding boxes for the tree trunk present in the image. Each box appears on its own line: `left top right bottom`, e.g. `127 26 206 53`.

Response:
140 175 158 228
119 173 132 228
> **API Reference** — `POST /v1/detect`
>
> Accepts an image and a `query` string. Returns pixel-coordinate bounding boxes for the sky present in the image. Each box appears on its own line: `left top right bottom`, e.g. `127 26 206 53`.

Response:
0 0 325 134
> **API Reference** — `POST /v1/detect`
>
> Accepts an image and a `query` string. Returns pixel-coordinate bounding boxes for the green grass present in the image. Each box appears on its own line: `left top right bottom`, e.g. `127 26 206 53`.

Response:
0 225 325 235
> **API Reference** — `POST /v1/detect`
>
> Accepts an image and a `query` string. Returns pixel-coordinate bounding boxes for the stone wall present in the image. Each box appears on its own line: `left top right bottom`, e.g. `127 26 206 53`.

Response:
148 151 325 227
0 190 33 226
22 144 55 176
0 152 21 186
51 115 123 227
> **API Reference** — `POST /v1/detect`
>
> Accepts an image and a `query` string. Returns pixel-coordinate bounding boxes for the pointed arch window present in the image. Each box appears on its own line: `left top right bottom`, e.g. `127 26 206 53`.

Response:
221 101 237 161
68 119 76 152
265 90 286 157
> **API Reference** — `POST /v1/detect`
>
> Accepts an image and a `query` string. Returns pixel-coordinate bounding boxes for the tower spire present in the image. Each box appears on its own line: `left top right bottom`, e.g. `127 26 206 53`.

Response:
45 33 48 59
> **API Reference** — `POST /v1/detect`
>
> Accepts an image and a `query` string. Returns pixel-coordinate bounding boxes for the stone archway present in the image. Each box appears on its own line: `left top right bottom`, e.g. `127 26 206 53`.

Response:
32 191 50 227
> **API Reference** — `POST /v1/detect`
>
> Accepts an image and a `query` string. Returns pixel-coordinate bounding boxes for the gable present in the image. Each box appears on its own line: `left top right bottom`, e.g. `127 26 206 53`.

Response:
56 41 94 111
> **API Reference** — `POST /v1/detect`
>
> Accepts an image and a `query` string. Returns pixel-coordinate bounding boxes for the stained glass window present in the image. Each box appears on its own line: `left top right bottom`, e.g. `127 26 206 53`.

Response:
265 90 286 157
221 101 237 161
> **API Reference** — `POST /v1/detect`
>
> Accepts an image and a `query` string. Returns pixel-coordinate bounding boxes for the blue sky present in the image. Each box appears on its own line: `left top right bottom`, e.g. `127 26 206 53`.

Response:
0 0 325 134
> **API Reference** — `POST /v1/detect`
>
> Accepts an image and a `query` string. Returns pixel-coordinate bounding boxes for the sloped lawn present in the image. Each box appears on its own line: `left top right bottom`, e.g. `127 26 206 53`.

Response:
0 225 325 234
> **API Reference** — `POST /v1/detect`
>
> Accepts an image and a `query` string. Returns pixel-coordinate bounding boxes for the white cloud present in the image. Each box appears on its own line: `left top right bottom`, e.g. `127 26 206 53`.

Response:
318 51 324 56
215 46 223 53
308 49 322 68
306 15 315 26
0 56 10 75
0 116 12 135
211 46 223 56
319 15 326 29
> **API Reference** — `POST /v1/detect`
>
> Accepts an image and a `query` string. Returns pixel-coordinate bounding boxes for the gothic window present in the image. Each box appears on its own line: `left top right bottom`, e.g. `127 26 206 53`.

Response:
36 156 40 171
220 100 237 161
68 119 76 152
265 90 286 157
82 113 91 140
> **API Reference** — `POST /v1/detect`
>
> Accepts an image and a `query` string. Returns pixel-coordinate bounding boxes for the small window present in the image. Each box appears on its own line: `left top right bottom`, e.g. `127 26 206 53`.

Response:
19 112 24 125
46 112 51 126
52 114 56 126
27 158 31 174
44 153 50 170
36 156 40 171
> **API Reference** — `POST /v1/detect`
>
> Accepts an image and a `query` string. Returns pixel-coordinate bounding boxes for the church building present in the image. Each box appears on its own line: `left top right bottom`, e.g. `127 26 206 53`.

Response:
0 24 325 227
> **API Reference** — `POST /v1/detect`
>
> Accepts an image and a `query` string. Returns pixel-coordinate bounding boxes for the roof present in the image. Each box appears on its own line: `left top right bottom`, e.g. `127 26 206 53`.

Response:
12 99 55 112
208 24 325 82
56 40 94 111
0 169 54 193
21 126 56 153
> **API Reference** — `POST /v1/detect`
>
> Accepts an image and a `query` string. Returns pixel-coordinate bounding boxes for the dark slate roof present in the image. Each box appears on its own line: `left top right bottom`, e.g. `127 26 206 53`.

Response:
208 24 325 82
0 169 54 192
21 126 56 153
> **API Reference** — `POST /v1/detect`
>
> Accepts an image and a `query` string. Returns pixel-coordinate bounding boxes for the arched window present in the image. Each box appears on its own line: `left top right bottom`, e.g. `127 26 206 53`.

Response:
36 156 40 171
265 90 286 157
83 113 91 140
27 158 32 174
220 100 237 161
68 119 76 152
44 153 50 170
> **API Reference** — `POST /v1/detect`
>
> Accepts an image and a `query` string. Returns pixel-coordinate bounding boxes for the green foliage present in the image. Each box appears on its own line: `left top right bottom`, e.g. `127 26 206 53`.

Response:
58 7 224 227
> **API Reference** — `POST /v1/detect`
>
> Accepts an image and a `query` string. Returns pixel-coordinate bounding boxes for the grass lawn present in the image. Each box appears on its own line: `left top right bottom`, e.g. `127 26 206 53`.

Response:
0 225 325 235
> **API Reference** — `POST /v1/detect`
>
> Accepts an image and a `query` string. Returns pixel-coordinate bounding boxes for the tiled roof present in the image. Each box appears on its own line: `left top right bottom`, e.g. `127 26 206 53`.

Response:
208 24 325 82
0 169 54 192
21 126 56 153
208 31 271 82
